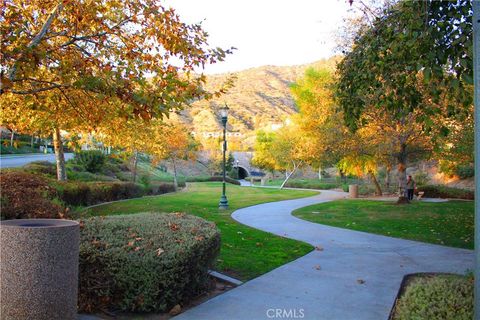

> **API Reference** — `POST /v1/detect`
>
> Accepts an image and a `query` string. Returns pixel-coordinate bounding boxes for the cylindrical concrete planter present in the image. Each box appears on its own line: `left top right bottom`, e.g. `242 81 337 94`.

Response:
0 219 79 320
349 184 359 198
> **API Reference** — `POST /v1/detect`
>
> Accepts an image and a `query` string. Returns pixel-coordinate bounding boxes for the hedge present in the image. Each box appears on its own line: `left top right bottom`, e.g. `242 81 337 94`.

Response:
283 179 339 190
0 171 65 220
418 185 474 200
186 176 241 185
78 212 221 312
393 274 473 320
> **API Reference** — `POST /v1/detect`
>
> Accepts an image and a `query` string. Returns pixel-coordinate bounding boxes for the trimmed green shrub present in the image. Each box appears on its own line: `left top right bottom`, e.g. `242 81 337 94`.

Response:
56 181 144 206
0 171 65 220
228 168 239 179
418 185 474 200
186 175 241 185
456 164 474 179
208 176 241 185
74 150 106 173
413 171 430 186
23 161 57 177
285 180 338 190
66 170 116 182
78 212 221 312
185 175 213 182
393 274 473 320
145 182 176 195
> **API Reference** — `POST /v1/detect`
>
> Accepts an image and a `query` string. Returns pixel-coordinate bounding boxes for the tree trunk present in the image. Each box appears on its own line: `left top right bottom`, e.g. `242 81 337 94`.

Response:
385 165 391 189
53 127 67 181
9 130 14 147
369 171 382 196
172 158 179 191
132 151 138 183
318 167 322 180
397 143 408 203
280 162 300 189
30 135 34 148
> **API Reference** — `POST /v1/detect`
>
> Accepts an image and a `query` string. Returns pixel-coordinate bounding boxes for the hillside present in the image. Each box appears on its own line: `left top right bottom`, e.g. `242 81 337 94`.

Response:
172 58 338 135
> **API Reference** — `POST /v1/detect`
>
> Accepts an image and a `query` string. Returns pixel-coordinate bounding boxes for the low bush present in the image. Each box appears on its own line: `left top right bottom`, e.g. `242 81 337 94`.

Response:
74 150 106 173
186 175 241 185
186 175 215 182
66 170 116 182
0 171 65 220
284 179 339 190
418 185 474 200
0 145 38 154
393 274 473 320
23 161 56 177
144 182 176 195
456 164 474 179
208 176 241 185
228 168 239 179
56 181 145 206
78 212 221 312
413 171 430 186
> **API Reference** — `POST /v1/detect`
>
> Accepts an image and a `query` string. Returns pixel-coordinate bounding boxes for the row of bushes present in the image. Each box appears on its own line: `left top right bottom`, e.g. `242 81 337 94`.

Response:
56 180 178 207
418 185 474 200
79 212 221 312
186 175 241 185
0 171 178 219
284 179 340 190
0 171 65 220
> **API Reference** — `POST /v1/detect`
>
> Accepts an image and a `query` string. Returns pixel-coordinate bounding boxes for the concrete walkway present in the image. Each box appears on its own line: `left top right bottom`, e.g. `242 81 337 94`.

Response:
175 190 474 320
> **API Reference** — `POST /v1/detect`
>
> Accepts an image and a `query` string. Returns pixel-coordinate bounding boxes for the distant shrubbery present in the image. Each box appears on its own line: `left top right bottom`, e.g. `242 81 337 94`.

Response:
186 175 241 185
418 185 474 200
456 164 474 179
73 150 106 173
284 179 338 190
78 212 221 312
393 274 473 320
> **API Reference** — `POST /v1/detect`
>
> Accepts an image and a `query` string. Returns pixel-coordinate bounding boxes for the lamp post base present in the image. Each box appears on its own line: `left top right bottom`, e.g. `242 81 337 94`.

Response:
218 195 229 210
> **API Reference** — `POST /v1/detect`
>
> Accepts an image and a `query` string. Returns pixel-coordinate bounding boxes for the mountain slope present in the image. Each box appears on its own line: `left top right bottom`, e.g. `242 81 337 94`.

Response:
173 58 338 134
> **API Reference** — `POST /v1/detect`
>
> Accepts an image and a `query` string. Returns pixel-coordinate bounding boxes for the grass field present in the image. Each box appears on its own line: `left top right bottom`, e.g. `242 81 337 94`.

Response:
292 199 474 249
84 182 318 280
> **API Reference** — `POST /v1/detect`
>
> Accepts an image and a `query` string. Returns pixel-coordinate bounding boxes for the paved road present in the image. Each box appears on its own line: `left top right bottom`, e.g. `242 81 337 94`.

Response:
175 190 474 320
0 153 74 168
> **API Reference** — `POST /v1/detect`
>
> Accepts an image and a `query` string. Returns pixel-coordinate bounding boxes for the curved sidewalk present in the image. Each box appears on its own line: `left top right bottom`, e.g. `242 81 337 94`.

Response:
175 190 474 320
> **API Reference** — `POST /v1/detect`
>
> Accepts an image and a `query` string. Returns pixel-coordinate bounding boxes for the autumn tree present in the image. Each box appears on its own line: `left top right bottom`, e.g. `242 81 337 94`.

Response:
157 124 198 190
1 0 233 180
251 123 304 189
336 0 473 199
251 130 277 174
290 67 349 176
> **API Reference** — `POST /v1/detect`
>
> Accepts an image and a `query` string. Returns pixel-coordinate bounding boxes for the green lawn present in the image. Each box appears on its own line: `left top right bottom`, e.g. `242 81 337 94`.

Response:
84 182 318 280
293 199 474 249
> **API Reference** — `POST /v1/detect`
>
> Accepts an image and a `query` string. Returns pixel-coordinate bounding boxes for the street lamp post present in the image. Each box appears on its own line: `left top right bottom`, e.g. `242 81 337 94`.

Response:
219 104 229 210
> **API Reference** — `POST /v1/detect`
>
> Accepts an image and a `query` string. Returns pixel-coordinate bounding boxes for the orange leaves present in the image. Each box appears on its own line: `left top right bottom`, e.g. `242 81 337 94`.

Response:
3 0 232 145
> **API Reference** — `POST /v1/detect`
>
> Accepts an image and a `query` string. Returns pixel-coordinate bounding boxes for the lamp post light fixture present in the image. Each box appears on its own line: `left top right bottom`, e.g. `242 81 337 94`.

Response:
219 104 229 210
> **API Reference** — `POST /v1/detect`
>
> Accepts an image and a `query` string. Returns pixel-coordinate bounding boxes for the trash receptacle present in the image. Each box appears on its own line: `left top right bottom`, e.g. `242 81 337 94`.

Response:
1 219 79 320
349 184 359 198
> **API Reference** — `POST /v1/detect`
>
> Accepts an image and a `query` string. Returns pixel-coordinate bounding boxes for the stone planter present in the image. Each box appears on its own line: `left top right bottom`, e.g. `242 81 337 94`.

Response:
0 219 79 320
349 184 359 198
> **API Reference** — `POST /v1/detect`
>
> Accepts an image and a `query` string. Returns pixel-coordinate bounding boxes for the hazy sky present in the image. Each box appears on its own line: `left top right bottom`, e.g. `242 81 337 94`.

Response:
164 0 355 74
